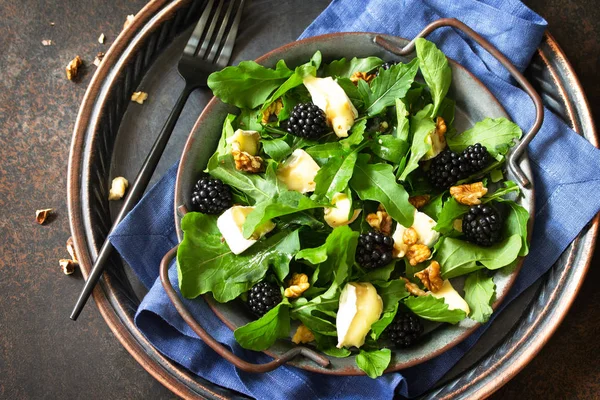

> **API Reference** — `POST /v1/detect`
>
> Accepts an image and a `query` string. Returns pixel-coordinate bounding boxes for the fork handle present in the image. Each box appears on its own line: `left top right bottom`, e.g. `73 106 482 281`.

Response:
70 84 196 321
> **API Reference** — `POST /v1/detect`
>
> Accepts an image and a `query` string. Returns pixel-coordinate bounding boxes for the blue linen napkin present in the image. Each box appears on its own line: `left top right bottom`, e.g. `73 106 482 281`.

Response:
109 0 600 398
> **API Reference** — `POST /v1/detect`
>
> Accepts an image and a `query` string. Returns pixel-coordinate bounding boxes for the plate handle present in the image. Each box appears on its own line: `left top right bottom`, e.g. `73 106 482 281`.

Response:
375 17 544 188
159 246 331 373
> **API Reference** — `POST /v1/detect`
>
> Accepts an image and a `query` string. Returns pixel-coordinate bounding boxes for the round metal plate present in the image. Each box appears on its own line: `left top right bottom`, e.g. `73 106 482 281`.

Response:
67 0 597 397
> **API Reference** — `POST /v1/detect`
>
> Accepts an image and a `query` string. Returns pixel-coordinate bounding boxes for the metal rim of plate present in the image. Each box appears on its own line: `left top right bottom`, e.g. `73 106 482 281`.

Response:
67 0 598 398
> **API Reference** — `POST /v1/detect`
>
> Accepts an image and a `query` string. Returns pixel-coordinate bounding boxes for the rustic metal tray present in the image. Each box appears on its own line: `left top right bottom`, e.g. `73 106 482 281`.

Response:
67 0 598 398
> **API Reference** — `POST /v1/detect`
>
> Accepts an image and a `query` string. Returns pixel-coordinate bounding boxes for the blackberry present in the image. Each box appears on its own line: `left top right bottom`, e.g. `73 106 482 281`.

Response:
247 281 282 317
191 177 232 215
462 143 490 173
462 204 503 246
356 231 394 269
427 149 470 189
386 312 424 348
374 61 397 76
287 102 328 139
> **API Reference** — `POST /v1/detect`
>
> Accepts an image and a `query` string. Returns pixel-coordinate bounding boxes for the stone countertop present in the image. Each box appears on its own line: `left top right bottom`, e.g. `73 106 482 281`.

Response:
0 0 598 398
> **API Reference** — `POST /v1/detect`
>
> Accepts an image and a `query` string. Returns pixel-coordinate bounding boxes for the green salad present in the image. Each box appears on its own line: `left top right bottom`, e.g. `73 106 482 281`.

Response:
177 38 530 378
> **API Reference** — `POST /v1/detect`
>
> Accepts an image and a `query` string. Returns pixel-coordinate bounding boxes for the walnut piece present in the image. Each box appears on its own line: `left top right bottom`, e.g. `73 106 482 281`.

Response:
42 39 53 46
292 324 315 344
366 205 393 236
36 208 53 225
123 14 135 31
414 261 444 293
284 273 310 298
450 182 488 205
350 71 375 85
59 259 77 275
93 52 105 67
406 244 431 266
131 91 148 104
98 33 105 44
65 56 82 80
66 237 78 262
436 116 447 136
232 148 263 173
261 98 284 124
408 195 430 209
108 177 129 200
402 227 419 246
402 277 427 297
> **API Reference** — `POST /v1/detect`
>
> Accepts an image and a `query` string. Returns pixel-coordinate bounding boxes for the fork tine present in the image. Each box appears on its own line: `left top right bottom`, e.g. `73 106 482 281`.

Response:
207 0 236 62
196 0 225 58
216 0 245 67
184 0 215 57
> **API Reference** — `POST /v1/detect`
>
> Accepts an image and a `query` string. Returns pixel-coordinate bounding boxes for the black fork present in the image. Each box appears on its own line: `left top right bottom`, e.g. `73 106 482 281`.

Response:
70 0 245 320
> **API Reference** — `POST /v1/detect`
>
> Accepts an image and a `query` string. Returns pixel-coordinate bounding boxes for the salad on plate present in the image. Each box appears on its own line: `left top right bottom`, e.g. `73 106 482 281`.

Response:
176 38 530 378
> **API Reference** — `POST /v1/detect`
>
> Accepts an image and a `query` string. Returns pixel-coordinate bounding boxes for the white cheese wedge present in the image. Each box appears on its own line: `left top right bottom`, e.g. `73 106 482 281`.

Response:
303 76 358 138
227 129 260 155
392 210 440 258
323 192 361 228
336 282 383 348
277 149 320 193
430 279 470 315
217 206 275 255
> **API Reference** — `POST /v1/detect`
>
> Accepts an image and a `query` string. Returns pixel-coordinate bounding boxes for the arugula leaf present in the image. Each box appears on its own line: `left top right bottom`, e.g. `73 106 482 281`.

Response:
437 97 456 126
436 234 522 279
177 213 300 301
262 138 292 161
403 295 466 324
368 280 409 340
421 194 444 220
291 294 339 336
501 200 530 257
398 105 436 181
356 348 391 379
277 212 326 231
305 142 343 165
434 197 469 234
207 114 236 169
236 108 262 131
207 59 293 109
350 156 415 227
313 333 351 358
482 181 520 203
370 303 398 341
370 134 409 164
234 301 290 351
394 98 410 141
242 190 324 240
261 51 322 113
415 38 452 117
314 151 358 200
337 78 365 110
340 119 367 150
359 59 419 116
208 155 274 204
447 118 523 160
324 56 383 78
359 262 396 283
464 270 496 323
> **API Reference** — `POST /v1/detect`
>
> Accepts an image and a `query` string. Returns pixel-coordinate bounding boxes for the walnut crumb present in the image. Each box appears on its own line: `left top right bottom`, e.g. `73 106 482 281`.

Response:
261 98 284 124
414 261 444 293
350 71 375 85
131 91 148 104
66 237 78 262
93 52 105 67
108 177 129 200
408 195 430 209
366 205 393 236
292 324 315 344
98 33 105 44
36 209 53 225
402 277 427 297
284 273 310 298
42 39 53 46
65 56 82 80
450 182 488 205
60 259 77 275
232 149 263 173
123 14 135 31
436 116 447 136
406 244 431 266
402 227 419 246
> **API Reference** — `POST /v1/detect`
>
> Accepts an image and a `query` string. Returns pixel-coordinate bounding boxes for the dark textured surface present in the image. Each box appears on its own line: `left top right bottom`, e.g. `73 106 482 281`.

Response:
0 0 598 399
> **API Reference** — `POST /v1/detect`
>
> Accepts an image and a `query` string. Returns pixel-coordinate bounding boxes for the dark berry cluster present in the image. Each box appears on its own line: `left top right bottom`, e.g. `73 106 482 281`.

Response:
386 312 424 348
462 204 503 246
427 143 490 189
191 177 232 214
356 231 394 269
287 102 328 139
247 281 282 317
